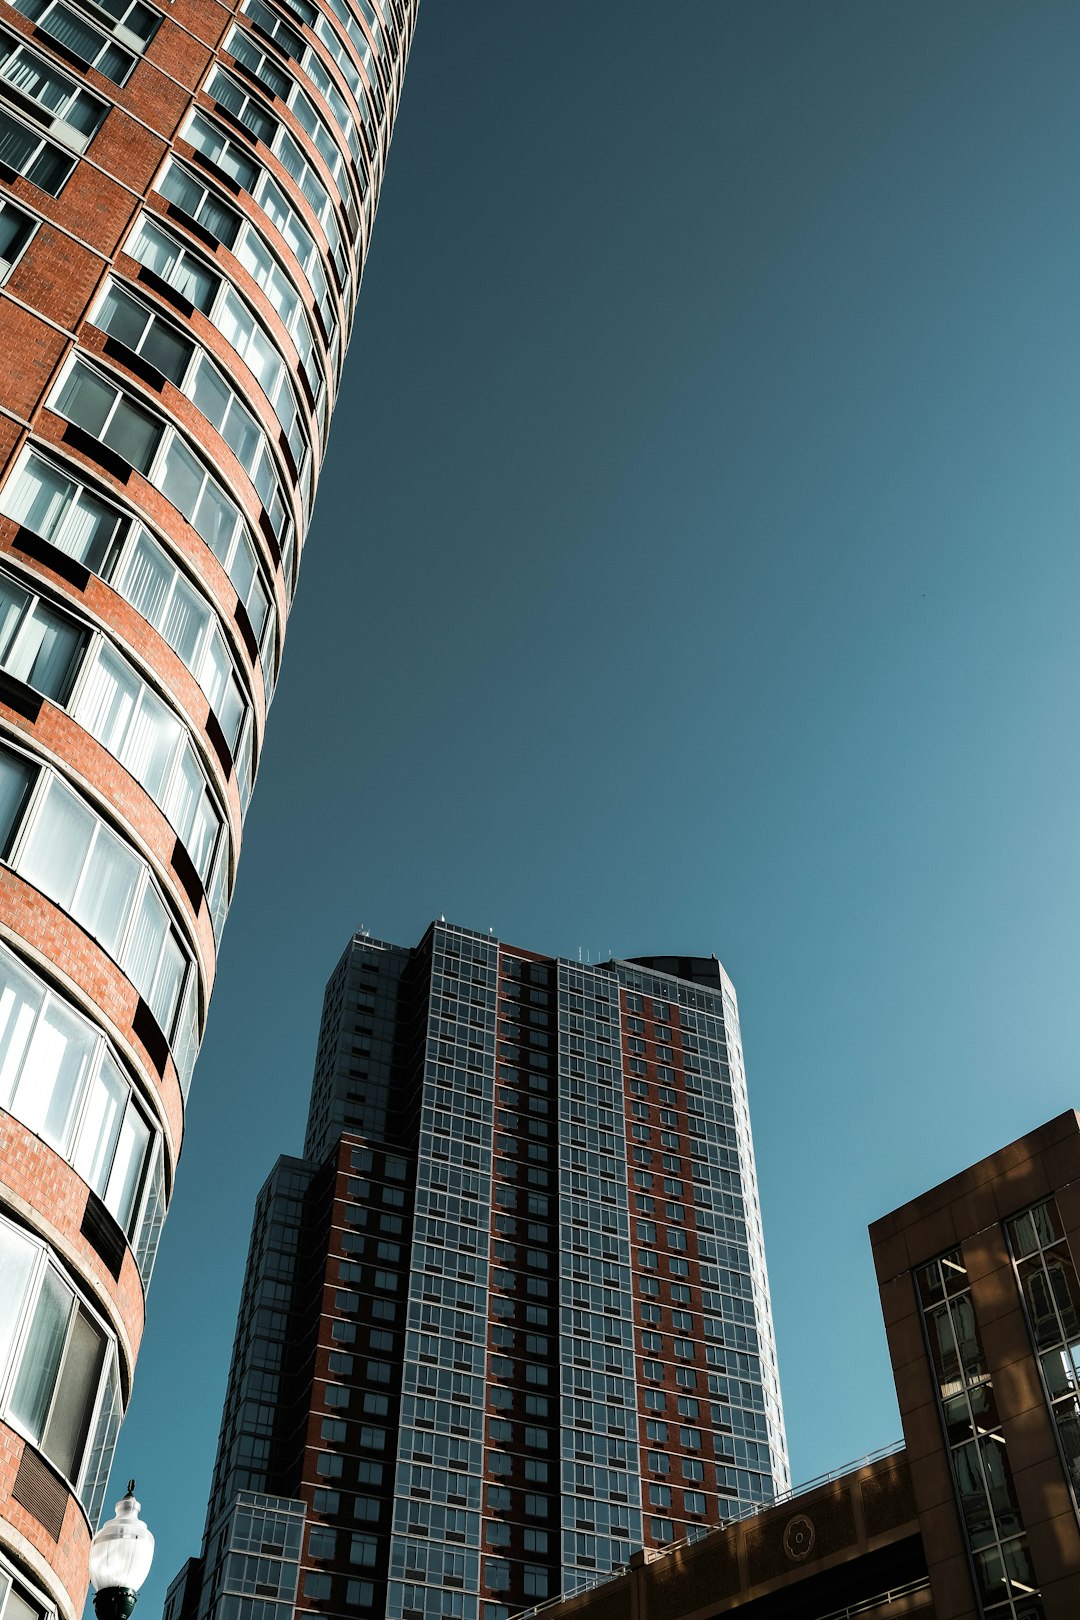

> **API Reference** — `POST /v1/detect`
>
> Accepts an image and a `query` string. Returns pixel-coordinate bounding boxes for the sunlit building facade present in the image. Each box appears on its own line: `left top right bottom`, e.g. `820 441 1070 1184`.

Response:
164 921 789 1620
0 0 417 1615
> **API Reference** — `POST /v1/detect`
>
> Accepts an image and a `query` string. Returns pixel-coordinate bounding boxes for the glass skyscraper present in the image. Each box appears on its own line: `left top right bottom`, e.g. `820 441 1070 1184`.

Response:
166 920 789 1620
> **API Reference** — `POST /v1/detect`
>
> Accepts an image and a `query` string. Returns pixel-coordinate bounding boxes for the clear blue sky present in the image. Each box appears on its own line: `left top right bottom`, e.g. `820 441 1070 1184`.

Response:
107 2 1080 1609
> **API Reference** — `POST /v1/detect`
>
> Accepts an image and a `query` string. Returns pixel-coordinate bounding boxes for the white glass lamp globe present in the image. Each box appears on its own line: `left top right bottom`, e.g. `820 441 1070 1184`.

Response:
89 1483 155 1609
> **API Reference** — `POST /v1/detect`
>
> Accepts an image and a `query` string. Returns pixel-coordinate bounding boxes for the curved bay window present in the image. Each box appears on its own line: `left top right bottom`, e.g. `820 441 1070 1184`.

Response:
0 1211 123 1522
0 938 166 1282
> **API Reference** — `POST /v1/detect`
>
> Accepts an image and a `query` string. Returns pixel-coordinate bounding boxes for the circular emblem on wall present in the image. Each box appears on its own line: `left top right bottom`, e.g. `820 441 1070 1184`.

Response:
783 1514 816 1562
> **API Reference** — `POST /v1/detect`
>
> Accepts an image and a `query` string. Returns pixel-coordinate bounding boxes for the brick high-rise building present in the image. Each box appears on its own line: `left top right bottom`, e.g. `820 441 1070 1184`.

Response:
164 921 790 1620
0 1 416 1616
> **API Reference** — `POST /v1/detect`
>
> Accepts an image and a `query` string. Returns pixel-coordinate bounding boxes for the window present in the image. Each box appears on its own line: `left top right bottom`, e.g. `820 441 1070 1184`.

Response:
308 1526 336 1559
650 1519 673 1544
644 1389 666 1411
49 361 274 651
182 108 258 188
486 1486 510 1512
524 1459 548 1483
0 453 250 763
524 1494 548 1518
645 1421 668 1443
94 281 195 383
73 640 224 882
0 36 106 149
0 1212 122 1521
9 756 193 1045
523 1568 548 1600
50 356 152 462
125 214 309 473
647 1452 669 1475
353 1497 379 1522
648 1484 670 1508
682 1458 704 1482
0 197 33 279
303 1573 330 1600
350 1535 377 1568
346 1581 374 1609
0 571 85 704
7 0 137 84
157 157 239 246
485 1523 509 1547
485 1562 509 1592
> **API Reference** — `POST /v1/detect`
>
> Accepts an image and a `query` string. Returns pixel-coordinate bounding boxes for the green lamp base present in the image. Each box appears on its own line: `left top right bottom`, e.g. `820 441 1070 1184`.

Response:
93 1588 138 1620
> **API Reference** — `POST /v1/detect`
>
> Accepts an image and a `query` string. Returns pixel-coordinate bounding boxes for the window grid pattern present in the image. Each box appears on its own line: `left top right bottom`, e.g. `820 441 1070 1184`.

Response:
49 357 276 673
1007 1200 1080 1514
388 926 499 1620
558 963 642 1592
916 1250 1044 1620
0 448 256 817
617 961 788 1537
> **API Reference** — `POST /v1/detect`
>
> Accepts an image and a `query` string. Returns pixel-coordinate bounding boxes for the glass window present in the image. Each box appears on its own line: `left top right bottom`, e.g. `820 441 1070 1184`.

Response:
93 283 194 382
156 159 240 248
0 574 86 704
0 35 106 148
0 1212 120 1513
0 107 74 193
523 1568 548 1599
53 362 161 473
0 193 36 267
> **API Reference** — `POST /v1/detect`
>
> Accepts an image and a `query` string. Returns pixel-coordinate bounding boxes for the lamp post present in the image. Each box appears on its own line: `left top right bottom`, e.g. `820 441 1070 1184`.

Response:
88 1483 155 1620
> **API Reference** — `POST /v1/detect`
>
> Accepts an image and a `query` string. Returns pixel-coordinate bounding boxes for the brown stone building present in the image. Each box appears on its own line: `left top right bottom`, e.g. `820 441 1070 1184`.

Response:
0 1 417 1617
519 1111 1080 1620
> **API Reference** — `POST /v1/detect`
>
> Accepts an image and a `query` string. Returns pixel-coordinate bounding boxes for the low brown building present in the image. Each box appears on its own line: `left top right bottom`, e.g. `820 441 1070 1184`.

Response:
527 1111 1080 1620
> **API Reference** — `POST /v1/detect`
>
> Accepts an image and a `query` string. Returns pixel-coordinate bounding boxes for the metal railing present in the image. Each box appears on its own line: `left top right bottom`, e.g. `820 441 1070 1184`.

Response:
816 1577 933 1619
511 1439 907 1620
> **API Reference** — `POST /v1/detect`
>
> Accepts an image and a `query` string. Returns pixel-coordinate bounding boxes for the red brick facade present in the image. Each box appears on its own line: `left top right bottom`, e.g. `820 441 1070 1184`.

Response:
0 0 418 1612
